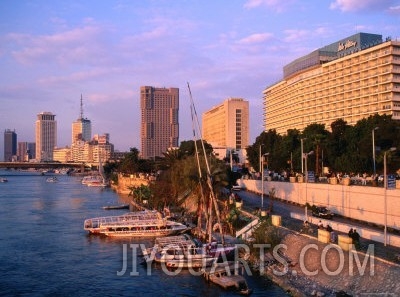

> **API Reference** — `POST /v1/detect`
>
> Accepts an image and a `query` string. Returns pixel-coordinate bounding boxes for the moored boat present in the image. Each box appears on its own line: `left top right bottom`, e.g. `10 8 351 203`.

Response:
0 177 8 182
102 204 130 210
46 177 58 183
81 175 105 185
202 262 252 295
87 180 108 187
143 235 217 268
83 210 188 237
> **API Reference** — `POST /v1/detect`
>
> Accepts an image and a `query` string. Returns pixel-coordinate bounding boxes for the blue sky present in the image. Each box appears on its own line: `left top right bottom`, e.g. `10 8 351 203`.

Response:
1 0 399 159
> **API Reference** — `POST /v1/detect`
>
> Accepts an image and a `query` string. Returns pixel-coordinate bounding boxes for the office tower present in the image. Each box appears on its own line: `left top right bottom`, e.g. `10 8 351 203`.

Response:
140 86 179 159
72 95 92 143
202 98 249 162
35 112 57 162
264 33 400 134
4 129 17 161
71 95 92 162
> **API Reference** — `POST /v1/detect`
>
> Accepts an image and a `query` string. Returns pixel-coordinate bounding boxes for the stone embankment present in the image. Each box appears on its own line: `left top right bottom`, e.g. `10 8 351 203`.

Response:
254 229 400 296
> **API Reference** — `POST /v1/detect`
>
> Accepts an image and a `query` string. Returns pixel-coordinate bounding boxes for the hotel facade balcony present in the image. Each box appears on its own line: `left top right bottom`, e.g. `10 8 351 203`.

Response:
263 33 400 134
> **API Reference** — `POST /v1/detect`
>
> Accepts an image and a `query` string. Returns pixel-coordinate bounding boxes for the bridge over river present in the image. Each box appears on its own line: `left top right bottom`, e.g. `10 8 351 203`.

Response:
0 162 86 171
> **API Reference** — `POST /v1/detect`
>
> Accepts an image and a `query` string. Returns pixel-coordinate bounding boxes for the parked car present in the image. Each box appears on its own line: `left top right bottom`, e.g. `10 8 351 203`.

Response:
232 184 242 191
311 206 334 219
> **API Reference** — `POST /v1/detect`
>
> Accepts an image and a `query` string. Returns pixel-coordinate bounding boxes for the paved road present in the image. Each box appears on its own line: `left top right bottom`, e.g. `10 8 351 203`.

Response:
235 189 389 233
234 189 400 262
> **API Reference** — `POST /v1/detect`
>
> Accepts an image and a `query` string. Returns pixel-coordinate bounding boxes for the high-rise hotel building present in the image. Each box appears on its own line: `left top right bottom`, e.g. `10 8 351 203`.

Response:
202 98 249 162
263 33 400 134
140 86 179 159
35 112 57 161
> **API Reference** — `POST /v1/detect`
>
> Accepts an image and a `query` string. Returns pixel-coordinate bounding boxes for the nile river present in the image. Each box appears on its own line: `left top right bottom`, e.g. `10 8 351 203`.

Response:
0 171 289 296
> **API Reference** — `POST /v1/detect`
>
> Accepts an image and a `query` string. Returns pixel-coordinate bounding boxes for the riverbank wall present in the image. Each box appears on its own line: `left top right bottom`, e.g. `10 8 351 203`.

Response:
240 179 400 233
112 174 150 195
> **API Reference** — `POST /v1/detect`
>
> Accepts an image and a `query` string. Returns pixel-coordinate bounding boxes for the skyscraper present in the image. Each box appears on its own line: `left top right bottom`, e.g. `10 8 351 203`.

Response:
140 86 179 159
4 129 17 161
35 112 57 162
71 95 92 163
202 98 249 162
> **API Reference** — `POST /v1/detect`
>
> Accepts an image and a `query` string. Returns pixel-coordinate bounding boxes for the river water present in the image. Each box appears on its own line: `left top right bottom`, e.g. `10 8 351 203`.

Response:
0 171 289 296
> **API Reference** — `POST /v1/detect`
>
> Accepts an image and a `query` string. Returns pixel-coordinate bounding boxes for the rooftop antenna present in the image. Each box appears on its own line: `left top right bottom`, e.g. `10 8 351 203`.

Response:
80 94 84 119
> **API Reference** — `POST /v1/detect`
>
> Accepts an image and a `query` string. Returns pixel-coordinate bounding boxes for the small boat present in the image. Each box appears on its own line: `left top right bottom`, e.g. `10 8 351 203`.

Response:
81 175 103 185
87 180 108 187
202 262 252 295
204 241 237 260
83 210 188 237
46 177 58 183
144 238 217 269
0 177 8 183
86 157 108 187
102 204 130 210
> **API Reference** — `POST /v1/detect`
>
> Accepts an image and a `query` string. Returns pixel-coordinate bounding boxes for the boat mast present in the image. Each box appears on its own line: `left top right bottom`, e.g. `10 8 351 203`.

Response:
190 104 207 231
187 82 225 245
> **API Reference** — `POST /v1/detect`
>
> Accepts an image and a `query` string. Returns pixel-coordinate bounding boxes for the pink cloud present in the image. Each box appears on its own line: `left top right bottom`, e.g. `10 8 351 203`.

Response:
388 5 400 14
330 0 395 12
7 24 108 66
237 33 274 44
243 0 295 12
283 29 309 42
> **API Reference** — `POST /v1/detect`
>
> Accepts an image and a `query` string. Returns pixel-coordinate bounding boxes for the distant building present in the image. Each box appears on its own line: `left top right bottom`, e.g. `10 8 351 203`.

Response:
202 98 249 163
53 147 71 163
17 142 35 161
264 33 400 134
110 151 129 163
72 95 92 143
35 112 57 162
71 95 92 162
91 133 114 164
4 129 17 161
140 86 179 159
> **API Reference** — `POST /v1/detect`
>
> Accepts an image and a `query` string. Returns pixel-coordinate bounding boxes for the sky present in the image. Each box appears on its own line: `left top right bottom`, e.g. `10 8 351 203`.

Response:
1 0 399 159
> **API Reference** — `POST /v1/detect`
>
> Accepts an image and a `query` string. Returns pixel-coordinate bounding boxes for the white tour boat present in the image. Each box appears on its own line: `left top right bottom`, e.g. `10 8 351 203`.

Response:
83 210 188 237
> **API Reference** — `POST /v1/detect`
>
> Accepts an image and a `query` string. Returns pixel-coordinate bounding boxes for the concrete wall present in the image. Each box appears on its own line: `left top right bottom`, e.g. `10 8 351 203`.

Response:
113 174 150 195
240 179 400 231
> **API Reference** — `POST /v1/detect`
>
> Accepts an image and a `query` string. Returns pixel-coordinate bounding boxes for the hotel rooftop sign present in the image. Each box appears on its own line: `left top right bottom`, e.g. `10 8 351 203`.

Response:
337 39 357 52
283 32 383 79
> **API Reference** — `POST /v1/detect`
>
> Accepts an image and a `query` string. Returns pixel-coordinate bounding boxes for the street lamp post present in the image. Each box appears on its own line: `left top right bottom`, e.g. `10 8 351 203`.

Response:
304 150 314 221
261 152 269 209
384 147 396 246
300 138 306 174
304 151 314 183
372 127 379 178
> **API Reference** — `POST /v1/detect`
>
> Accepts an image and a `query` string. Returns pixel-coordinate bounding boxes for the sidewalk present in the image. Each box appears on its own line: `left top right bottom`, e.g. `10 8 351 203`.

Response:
281 213 400 265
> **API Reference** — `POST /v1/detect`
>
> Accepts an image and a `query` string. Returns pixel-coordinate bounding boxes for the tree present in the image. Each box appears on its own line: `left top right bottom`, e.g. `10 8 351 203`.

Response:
302 124 330 176
129 184 152 203
246 130 282 172
118 147 154 174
